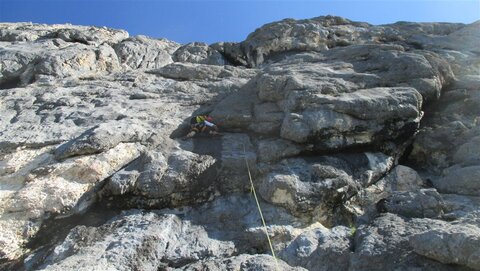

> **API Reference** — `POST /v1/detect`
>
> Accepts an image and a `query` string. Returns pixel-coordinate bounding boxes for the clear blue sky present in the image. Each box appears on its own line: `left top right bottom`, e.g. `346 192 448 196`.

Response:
1 0 479 44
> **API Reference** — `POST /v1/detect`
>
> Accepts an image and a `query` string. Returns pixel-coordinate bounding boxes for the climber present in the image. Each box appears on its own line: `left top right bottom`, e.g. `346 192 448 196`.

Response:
184 115 220 139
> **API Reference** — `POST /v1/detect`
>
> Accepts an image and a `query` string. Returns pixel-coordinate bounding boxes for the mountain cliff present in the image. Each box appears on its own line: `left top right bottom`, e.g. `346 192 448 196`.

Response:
1 16 479 270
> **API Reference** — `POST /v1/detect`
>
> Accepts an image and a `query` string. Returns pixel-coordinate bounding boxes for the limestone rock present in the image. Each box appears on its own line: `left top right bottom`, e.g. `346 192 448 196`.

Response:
433 165 480 196
258 152 394 225
351 213 465 271
0 39 121 87
213 41 453 154
136 148 216 202
26 195 304 270
34 211 236 271
151 62 255 81
384 165 425 192
173 42 226 65
453 135 480 166
280 87 422 146
178 254 307 271
34 43 121 79
279 224 352 271
381 188 445 218
345 165 426 222
0 17 479 271
410 224 480 270
237 16 371 67
113 35 180 69
442 194 480 221
217 133 257 193
0 23 128 45
257 138 302 162
408 71 479 174
54 119 153 160
0 143 140 261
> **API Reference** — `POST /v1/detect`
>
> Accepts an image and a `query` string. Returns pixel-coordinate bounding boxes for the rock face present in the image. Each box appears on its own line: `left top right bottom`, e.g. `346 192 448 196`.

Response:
0 16 479 271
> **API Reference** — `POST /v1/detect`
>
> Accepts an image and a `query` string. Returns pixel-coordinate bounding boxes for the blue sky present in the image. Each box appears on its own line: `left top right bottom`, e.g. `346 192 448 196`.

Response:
1 0 479 44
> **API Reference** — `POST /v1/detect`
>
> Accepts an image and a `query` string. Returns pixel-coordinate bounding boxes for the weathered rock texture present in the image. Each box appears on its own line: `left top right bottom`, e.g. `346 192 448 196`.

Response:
0 16 479 271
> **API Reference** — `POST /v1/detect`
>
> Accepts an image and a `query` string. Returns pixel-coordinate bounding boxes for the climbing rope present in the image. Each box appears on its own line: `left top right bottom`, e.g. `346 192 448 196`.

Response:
243 146 280 271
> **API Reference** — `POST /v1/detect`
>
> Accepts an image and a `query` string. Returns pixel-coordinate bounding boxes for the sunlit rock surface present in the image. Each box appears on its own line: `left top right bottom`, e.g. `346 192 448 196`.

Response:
0 16 479 271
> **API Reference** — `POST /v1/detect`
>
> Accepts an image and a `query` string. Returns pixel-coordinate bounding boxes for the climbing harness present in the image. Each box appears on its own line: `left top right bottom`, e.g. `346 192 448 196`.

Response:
243 145 280 271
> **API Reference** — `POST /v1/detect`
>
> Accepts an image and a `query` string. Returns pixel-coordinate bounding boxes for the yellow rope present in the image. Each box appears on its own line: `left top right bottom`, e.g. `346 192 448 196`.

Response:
243 146 280 271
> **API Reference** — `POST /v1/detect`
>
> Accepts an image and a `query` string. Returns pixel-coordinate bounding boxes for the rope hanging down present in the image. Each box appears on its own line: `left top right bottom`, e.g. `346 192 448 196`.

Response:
243 145 280 271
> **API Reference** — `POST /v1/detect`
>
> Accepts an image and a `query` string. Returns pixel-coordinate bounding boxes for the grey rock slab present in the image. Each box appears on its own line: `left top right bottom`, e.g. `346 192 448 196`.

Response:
452 75 480 91
453 136 480 167
33 43 121 79
31 194 306 270
0 42 38 86
36 211 236 271
105 146 219 208
106 133 268 209
54 119 154 160
406 21 480 55
280 87 423 147
151 62 256 81
410 224 480 270
381 188 445 218
257 138 302 163
217 133 257 193
102 154 145 196
351 213 467 271
170 195 303 255
433 165 480 196
210 83 257 131
442 194 480 222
